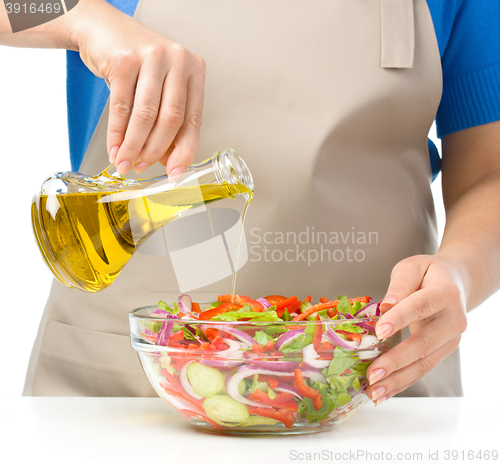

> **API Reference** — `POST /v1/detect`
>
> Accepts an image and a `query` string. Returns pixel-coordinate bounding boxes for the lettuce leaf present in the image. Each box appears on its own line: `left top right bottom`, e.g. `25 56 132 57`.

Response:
158 300 179 315
254 330 273 346
325 347 357 376
301 385 336 423
335 323 365 334
281 323 315 353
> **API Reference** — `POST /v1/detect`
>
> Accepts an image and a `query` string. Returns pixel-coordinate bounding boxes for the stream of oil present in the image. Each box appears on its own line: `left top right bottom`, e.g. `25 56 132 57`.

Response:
230 197 252 300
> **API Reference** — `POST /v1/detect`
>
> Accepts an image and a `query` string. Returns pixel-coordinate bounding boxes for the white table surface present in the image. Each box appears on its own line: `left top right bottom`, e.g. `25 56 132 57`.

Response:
2 397 498 464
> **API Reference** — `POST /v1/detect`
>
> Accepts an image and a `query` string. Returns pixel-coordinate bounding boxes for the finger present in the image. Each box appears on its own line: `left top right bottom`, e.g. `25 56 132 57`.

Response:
379 256 431 314
107 72 138 163
375 284 450 340
367 314 457 381
114 61 167 174
158 144 174 166
372 381 415 406
134 69 188 173
164 70 205 176
367 337 461 403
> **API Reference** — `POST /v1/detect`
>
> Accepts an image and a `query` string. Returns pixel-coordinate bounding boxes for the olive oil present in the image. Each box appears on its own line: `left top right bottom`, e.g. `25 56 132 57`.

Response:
32 150 254 293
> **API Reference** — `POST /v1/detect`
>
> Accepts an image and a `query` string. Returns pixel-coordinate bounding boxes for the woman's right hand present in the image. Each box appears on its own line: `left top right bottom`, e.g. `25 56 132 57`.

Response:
72 0 206 175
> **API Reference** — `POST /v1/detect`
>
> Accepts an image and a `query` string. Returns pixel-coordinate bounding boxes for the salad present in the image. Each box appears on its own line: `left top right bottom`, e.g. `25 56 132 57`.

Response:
135 293 389 431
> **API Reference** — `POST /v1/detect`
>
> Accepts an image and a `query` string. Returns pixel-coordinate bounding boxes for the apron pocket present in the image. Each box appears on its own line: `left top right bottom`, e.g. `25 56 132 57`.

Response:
33 320 156 397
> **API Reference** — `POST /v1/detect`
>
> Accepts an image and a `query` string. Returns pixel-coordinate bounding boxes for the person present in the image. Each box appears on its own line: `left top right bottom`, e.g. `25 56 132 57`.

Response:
1 0 499 403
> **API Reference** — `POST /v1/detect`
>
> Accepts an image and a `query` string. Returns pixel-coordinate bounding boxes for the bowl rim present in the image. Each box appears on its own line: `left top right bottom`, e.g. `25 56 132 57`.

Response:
129 304 382 326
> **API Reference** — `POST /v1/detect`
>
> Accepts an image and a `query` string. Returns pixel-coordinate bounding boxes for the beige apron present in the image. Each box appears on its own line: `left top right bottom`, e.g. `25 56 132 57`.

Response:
24 0 463 397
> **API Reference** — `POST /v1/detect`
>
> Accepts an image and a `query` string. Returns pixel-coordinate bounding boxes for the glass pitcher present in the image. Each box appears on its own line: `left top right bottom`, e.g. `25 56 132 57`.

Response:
31 149 254 293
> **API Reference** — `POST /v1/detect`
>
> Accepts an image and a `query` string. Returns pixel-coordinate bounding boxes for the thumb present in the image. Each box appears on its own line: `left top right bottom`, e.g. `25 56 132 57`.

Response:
380 256 431 314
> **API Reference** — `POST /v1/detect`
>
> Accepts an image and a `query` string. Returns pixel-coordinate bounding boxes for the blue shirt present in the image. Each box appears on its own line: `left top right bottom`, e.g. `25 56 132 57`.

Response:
66 0 500 180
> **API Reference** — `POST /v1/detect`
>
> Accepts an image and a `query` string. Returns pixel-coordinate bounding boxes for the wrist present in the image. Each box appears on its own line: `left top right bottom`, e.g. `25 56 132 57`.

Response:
61 0 98 51
434 247 474 311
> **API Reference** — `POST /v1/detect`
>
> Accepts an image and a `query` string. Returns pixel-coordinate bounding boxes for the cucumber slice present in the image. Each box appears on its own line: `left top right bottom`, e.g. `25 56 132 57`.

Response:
221 372 247 396
203 395 249 425
186 362 224 397
241 415 279 427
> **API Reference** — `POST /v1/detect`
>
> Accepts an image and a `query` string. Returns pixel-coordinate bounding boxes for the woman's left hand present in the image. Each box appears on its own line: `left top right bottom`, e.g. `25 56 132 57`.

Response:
365 254 468 405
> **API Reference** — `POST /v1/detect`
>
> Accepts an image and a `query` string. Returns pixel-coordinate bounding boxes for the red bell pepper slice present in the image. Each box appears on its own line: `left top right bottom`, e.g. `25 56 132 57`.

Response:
312 314 322 351
319 296 329 304
257 374 280 390
327 308 337 318
177 408 223 430
160 382 205 410
248 406 295 428
278 298 302 317
248 389 296 408
275 296 297 310
218 294 264 311
317 342 335 352
191 302 201 312
251 343 266 353
294 369 323 411
337 330 362 342
198 302 242 320
292 297 370 321
169 330 184 344
304 295 312 303
248 388 293 406
264 340 275 351
264 295 287 305
205 327 222 343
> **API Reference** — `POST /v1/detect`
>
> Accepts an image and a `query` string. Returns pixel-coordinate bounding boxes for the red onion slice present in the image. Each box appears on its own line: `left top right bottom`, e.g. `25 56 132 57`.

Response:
356 321 376 333
300 367 327 384
274 384 303 400
274 329 305 351
355 302 379 318
225 365 302 408
302 344 330 369
177 294 193 314
256 298 272 309
156 320 174 346
179 361 203 400
220 327 257 347
214 339 244 357
249 360 299 371
326 326 360 350
142 327 157 337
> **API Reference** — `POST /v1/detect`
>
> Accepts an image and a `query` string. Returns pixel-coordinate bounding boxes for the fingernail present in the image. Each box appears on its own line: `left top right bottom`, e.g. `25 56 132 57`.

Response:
109 146 119 163
376 323 393 340
371 386 385 401
168 166 186 177
369 368 386 385
168 166 186 183
117 160 131 174
380 298 398 312
134 162 150 173
376 395 388 407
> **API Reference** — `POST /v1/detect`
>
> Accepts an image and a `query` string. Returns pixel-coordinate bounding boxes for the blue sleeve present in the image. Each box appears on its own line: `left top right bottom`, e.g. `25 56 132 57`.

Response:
66 0 139 171
430 0 500 138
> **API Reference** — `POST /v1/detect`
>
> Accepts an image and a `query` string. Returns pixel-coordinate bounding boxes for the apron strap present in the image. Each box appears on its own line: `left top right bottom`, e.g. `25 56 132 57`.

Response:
380 0 415 68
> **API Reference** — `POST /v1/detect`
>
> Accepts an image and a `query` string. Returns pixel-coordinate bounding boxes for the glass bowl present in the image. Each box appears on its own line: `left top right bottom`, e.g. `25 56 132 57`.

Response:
129 303 401 435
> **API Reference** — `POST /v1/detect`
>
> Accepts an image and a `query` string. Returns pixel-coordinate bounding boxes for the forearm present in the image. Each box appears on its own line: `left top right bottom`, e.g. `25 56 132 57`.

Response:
438 170 500 312
0 0 104 50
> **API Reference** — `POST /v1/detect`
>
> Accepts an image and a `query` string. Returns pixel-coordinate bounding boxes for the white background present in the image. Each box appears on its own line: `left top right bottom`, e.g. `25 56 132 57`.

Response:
0 46 497 398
